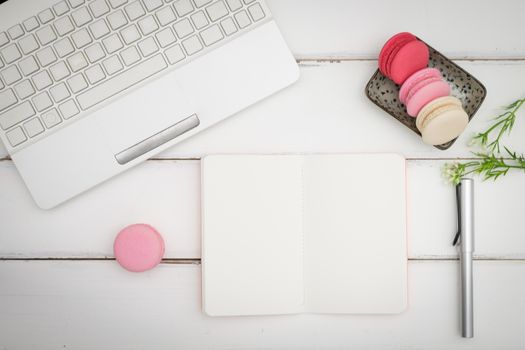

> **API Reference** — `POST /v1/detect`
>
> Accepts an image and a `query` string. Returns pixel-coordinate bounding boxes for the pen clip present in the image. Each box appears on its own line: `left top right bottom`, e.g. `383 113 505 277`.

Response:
453 183 461 246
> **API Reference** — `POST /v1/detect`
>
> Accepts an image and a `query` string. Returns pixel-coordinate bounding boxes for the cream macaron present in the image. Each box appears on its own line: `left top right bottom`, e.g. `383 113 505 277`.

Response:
416 96 469 145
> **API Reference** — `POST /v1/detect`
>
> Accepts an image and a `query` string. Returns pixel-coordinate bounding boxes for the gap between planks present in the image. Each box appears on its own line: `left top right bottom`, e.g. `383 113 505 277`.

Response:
0 157 512 162
1 257 525 263
295 56 525 63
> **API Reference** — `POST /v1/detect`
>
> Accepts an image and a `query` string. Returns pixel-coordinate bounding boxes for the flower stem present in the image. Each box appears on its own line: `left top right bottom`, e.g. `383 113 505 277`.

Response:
443 97 525 184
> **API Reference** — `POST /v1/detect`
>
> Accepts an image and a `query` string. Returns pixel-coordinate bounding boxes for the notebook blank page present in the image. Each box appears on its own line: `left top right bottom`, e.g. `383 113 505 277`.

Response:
303 154 407 313
202 155 304 316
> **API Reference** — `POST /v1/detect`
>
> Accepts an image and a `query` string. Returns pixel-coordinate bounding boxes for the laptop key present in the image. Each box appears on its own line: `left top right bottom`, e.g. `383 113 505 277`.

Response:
125 1 146 21
120 46 141 66
225 0 241 11
90 0 111 18
37 9 55 24
102 55 123 75
206 1 228 22
41 108 62 128
89 19 111 39
1 65 22 85
54 37 75 57
32 70 53 90
142 0 163 12
1 44 22 64
24 118 44 137
0 89 18 112
14 79 36 99
85 64 106 84
18 34 40 55
107 10 129 30
67 52 88 72
68 0 86 8
36 47 57 67
59 99 80 119
0 32 9 47
155 27 176 48
108 0 128 8
0 101 36 130
50 82 71 102
164 44 185 64
200 24 223 46
102 33 123 53
138 16 159 35
49 61 71 81
6 126 27 146
221 17 237 36
77 54 166 110
234 10 251 28
71 28 93 49
19 56 40 76
191 11 209 30
85 42 106 63
53 1 70 16
32 92 53 111
120 24 141 44
173 18 194 38
35 26 57 46
54 16 75 36
8 25 25 40
193 0 212 7
23 17 41 32
67 74 88 93
182 35 202 55
137 37 158 57
173 0 194 17
71 7 93 27
155 7 176 26
24 117 45 137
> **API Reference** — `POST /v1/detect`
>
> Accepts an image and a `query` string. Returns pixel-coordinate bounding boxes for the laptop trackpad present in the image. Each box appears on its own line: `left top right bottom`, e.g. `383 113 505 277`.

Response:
93 73 197 158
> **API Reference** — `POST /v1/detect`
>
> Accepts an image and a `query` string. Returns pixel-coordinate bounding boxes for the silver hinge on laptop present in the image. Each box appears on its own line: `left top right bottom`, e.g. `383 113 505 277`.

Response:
115 114 200 165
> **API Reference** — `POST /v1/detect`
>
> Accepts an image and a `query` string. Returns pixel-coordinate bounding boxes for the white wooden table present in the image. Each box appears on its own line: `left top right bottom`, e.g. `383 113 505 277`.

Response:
2 1 525 348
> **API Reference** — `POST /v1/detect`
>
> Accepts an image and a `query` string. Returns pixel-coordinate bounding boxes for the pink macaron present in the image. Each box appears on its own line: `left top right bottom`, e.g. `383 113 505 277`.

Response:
399 68 450 117
114 224 165 272
378 32 430 84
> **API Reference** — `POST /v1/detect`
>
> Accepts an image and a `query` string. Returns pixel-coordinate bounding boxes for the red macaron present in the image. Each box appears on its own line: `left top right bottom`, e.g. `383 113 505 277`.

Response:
378 32 430 84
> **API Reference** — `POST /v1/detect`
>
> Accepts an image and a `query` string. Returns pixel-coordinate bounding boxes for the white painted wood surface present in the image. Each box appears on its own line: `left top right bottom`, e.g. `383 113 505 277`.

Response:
1 0 525 348
2 159 525 260
2 261 525 349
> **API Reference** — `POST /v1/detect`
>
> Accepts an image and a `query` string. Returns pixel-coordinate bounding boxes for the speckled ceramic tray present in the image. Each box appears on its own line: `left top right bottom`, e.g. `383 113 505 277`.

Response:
365 41 487 150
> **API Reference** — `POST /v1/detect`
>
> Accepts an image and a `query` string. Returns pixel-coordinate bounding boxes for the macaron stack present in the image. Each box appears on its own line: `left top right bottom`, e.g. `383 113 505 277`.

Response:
378 32 469 145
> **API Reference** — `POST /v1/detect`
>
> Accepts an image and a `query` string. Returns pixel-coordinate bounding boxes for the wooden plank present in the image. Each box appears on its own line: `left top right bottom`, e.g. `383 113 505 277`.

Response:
268 0 525 59
1 260 524 349
0 160 202 260
2 159 524 259
153 61 525 159
2 61 524 160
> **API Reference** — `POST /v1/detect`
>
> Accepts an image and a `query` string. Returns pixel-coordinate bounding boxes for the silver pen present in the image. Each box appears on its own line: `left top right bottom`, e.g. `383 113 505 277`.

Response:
453 178 475 338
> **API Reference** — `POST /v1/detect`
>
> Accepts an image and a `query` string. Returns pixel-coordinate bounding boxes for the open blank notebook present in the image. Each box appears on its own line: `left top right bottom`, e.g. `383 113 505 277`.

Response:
201 154 407 316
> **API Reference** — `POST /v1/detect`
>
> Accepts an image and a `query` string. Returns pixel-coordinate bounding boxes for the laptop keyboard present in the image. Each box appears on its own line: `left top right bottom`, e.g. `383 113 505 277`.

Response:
0 0 270 150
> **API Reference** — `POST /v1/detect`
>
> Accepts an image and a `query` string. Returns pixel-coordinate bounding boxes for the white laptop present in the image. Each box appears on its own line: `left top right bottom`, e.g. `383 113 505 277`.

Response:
0 0 299 209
